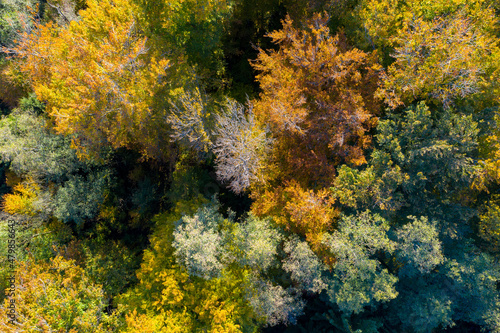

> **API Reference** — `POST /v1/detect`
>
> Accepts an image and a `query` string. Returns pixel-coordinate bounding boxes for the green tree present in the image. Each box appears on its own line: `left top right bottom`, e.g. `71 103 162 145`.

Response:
133 0 234 88
0 109 112 224
322 211 398 314
332 102 481 223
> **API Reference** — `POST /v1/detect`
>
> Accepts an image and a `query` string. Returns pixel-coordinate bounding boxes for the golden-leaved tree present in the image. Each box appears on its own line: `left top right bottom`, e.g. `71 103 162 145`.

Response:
5 0 188 160
0 256 119 332
358 0 499 108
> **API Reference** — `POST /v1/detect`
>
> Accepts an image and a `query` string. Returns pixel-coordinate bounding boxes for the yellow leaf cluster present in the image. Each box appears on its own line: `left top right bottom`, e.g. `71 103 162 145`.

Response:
0 256 115 332
118 203 261 333
7 0 182 160
1 178 40 216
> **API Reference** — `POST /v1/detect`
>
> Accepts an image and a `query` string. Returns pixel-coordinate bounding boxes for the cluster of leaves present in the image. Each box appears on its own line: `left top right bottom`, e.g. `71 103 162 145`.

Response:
0 255 120 332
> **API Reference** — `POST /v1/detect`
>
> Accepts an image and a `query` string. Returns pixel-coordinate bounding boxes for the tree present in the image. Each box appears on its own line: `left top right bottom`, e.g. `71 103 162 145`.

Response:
0 0 40 109
244 275 305 327
378 13 498 108
0 256 119 332
375 102 480 218
251 180 338 251
331 102 481 223
252 13 381 188
395 216 444 277
5 0 181 160
119 199 307 331
133 0 233 88
0 109 113 224
172 204 225 279
231 214 282 272
478 196 500 252
0 109 85 183
1 177 39 216
358 0 498 49
167 87 213 155
357 0 499 108
282 236 327 293
327 100 500 331
387 240 500 332
321 211 398 314
213 99 271 193
118 200 262 332
332 157 405 213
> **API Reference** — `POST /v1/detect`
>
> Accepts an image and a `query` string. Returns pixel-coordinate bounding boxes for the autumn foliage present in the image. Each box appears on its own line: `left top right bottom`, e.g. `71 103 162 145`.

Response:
5 0 174 159
252 181 338 250
2 0 500 332
253 13 381 187
0 256 116 332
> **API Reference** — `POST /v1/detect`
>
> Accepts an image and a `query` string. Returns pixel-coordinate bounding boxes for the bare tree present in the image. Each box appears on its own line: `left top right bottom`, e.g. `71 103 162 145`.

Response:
213 99 272 194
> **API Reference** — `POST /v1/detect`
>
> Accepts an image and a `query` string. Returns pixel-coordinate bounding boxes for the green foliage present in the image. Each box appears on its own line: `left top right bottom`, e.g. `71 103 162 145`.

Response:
376 103 480 194
479 196 500 251
245 275 305 326
52 171 111 224
282 237 327 293
395 216 444 277
80 238 139 300
134 0 234 87
334 102 481 223
0 110 85 183
322 211 398 314
18 92 44 114
388 240 500 332
166 151 218 204
231 214 282 272
0 110 113 224
332 156 405 212
172 204 225 279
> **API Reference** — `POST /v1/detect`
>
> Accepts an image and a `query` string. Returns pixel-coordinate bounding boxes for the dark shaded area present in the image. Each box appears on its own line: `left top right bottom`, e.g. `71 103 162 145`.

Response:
222 0 286 101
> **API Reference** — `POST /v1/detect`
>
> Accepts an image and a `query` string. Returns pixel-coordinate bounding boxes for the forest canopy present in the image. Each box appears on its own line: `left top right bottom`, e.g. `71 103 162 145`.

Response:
1 0 500 332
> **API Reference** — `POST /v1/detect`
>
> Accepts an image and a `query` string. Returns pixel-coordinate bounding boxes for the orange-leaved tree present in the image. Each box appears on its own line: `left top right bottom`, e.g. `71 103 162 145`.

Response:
252 13 381 188
251 180 338 252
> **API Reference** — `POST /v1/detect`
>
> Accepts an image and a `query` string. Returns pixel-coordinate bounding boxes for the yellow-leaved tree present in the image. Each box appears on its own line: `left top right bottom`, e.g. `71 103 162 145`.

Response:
358 0 499 108
5 0 189 160
118 198 263 333
0 256 119 332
